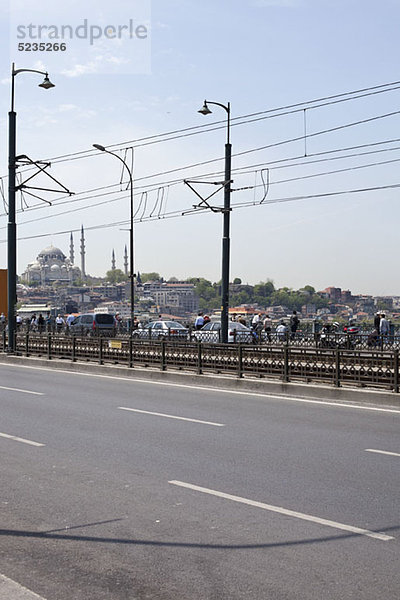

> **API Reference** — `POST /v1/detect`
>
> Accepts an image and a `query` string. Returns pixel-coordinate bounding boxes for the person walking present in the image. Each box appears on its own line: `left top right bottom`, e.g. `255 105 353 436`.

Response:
251 312 261 330
276 320 288 341
263 314 272 342
290 310 300 340
195 312 205 330
374 313 381 332
55 314 65 334
36 313 45 334
379 314 390 341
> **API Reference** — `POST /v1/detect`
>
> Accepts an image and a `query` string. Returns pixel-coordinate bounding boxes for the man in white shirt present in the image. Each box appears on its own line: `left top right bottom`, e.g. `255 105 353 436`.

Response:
56 314 65 333
276 321 288 340
379 314 390 338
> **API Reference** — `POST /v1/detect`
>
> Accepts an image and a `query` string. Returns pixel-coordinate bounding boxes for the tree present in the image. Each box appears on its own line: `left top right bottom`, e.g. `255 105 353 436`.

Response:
233 277 242 285
141 272 161 283
106 269 126 284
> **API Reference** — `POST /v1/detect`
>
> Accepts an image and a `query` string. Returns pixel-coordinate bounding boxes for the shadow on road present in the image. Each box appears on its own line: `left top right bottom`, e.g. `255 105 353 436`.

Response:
0 522 398 549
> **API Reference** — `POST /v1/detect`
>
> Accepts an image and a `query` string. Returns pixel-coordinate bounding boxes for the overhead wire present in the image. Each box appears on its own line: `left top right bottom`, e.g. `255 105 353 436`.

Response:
3 181 400 244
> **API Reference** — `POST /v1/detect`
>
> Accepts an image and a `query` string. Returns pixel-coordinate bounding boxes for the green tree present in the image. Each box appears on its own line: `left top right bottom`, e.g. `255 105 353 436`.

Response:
141 272 161 283
233 277 242 285
106 269 126 284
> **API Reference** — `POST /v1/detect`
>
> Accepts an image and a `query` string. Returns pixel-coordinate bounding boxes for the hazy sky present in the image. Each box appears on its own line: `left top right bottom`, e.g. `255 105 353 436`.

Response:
1 0 400 295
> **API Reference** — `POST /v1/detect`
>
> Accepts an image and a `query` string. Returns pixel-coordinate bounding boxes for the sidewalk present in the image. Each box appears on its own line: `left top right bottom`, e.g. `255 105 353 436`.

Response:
0 575 46 600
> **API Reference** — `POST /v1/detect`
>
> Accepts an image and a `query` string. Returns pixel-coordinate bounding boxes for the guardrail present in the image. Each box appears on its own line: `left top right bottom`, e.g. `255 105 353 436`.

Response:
1 331 399 393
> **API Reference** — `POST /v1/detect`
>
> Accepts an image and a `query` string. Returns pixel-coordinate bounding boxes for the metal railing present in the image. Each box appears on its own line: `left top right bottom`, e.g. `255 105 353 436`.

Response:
2 331 399 393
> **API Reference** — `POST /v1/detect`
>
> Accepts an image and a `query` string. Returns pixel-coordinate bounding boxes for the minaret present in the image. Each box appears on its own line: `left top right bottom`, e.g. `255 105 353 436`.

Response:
70 232 74 264
124 245 128 275
80 225 86 279
111 249 116 271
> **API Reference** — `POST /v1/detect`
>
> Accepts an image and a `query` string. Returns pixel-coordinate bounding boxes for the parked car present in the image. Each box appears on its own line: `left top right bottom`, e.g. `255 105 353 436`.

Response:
69 313 116 336
192 320 255 343
132 320 189 340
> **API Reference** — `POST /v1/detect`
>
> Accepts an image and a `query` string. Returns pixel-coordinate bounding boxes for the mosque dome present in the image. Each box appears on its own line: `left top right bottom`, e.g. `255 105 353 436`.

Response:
38 245 66 261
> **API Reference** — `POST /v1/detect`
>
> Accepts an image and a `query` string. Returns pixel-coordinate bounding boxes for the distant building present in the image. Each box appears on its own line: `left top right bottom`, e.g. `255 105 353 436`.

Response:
22 245 81 284
140 281 198 315
320 287 342 302
341 290 352 302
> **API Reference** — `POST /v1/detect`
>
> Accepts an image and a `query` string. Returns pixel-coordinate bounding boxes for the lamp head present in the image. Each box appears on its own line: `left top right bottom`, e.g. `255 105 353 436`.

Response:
93 144 106 152
38 74 55 89
198 101 212 116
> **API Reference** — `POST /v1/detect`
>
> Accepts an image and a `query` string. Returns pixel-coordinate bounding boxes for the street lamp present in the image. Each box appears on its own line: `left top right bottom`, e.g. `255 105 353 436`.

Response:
93 144 135 331
7 63 55 352
198 100 231 343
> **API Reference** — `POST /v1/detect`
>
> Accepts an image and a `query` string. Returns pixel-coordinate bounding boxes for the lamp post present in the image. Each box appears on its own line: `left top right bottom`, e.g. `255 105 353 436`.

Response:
7 63 55 352
92 144 135 331
198 100 231 343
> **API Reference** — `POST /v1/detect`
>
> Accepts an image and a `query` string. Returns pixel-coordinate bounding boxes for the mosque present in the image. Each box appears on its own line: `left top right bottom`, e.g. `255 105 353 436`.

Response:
22 226 86 285
22 226 130 285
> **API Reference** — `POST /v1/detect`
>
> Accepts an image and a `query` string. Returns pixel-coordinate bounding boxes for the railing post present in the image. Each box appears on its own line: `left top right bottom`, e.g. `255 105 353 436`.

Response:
335 348 341 387
99 337 103 365
2 330 6 351
161 339 166 371
197 341 202 375
394 349 399 393
25 332 29 357
47 333 52 360
129 337 133 368
237 343 243 378
283 343 289 382
72 336 76 362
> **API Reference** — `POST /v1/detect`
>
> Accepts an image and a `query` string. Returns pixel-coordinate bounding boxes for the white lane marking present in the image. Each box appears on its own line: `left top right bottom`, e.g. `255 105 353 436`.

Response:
0 574 47 599
0 385 43 396
0 432 45 447
118 406 224 427
169 480 394 542
1 363 400 414
365 448 400 458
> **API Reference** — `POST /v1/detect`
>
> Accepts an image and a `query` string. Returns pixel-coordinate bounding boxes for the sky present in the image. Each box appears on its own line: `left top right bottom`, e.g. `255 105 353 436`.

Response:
0 0 400 295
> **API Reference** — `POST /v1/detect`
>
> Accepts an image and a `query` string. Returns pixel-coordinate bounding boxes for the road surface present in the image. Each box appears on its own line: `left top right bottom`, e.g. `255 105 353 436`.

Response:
1 362 399 599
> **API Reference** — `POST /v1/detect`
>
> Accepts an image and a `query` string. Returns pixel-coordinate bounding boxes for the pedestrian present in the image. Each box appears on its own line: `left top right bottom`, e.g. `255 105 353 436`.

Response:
374 313 381 331
0 312 5 331
253 313 264 342
263 314 272 342
379 314 390 339
290 310 300 339
276 320 288 341
55 314 65 333
66 313 76 334
36 313 45 333
30 314 37 331
115 313 123 331
203 315 211 326
16 314 22 329
251 312 262 330
195 311 205 330
238 315 247 327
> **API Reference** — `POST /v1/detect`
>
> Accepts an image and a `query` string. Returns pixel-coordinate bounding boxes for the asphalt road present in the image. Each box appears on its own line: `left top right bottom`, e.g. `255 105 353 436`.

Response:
1 362 399 600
